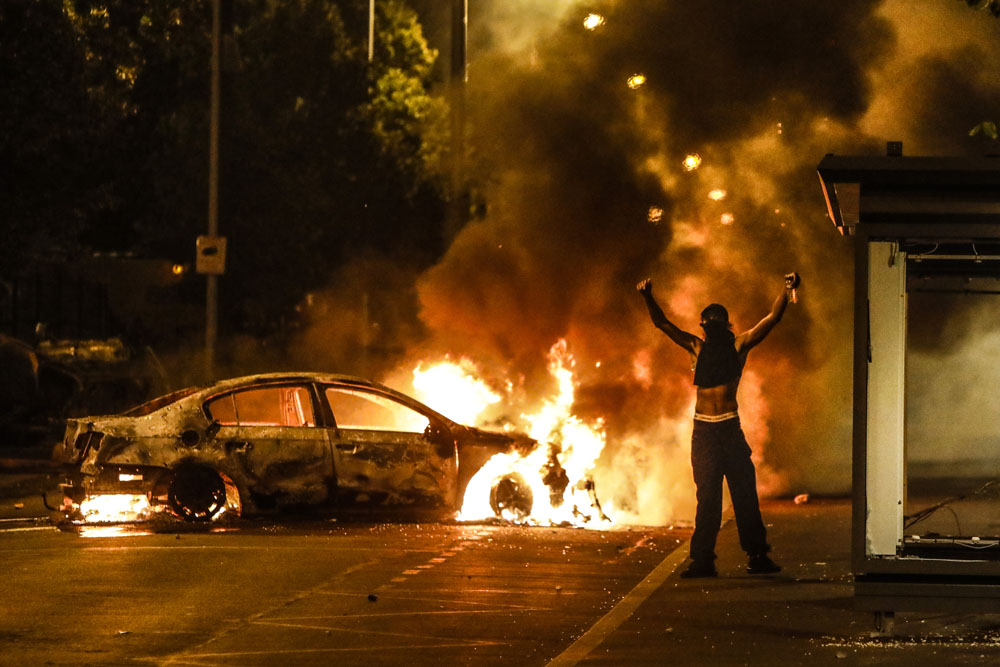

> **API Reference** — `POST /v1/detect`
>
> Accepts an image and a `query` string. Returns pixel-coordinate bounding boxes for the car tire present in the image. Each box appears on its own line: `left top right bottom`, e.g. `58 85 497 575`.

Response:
168 463 227 521
489 473 533 520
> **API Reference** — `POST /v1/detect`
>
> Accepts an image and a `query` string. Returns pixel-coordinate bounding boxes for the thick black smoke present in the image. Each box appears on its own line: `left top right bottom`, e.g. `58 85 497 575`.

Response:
312 0 1000 521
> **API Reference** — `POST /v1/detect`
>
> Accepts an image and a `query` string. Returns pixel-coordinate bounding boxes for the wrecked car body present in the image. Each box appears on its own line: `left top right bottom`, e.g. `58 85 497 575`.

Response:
53 373 536 523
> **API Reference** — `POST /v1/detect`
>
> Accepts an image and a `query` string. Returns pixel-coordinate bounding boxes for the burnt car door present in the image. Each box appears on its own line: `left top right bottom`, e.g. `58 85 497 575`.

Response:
203 383 333 508
320 384 458 506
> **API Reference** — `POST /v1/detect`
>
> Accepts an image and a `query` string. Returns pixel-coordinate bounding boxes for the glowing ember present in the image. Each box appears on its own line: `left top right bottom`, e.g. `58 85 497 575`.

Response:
627 73 646 89
412 359 500 424
720 212 735 225
456 340 611 528
682 153 702 171
583 13 605 30
79 494 151 523
708 189 727 201
647 206 664 223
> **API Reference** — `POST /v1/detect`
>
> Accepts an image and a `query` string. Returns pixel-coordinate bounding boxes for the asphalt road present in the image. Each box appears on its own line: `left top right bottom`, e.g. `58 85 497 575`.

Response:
0 504 690 667
3 472 999 666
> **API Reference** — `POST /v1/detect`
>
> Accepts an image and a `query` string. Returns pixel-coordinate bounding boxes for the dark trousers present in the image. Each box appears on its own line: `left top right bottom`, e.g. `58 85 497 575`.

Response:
689 418 770 563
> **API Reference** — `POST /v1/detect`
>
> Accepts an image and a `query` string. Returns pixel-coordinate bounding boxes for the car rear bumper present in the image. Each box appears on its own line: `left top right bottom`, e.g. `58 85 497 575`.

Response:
61 464 170 522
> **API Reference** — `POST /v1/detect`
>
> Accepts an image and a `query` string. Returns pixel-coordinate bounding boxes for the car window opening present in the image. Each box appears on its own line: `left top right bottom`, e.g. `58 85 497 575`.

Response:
206 386 315 427
325 387 429 433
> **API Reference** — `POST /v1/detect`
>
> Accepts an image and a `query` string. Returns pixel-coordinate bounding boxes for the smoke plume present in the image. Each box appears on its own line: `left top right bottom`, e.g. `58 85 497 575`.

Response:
308 1 1000 523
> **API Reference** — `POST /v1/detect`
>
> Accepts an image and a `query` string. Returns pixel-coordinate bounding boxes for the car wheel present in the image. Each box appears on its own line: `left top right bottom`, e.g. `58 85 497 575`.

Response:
168 464 227 521
489 473 533 520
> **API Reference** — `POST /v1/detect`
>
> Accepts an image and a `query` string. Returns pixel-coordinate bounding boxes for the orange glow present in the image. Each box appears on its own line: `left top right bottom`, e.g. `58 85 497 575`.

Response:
632 349 652 389
583 13 605 30
454 340 611 528
682 153 702 171
708 189 727 201
627 74 647 89
720 212 735 225
79 494 151 523
648 206 664 223
171 263 186 275
411 359 500 424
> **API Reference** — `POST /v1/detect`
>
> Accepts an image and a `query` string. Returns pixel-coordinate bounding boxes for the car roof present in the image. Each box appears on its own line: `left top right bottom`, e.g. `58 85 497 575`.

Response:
190 372 456 424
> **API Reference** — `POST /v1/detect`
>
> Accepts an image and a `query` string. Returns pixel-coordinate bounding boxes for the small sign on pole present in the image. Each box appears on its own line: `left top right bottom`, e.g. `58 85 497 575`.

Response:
196 235 227 275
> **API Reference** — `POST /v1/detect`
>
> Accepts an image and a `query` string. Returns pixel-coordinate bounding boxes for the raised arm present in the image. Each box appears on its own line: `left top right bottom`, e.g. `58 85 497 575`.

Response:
737 273 799 352
636 279 700 354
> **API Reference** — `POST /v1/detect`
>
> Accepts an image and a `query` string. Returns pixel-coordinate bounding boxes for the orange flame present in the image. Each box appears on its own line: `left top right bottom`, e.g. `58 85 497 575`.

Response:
426 340 612 527
79 494 151 523
411 358 501 424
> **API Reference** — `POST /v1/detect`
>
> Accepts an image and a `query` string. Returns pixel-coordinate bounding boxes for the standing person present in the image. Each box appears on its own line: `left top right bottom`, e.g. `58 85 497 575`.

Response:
636 273 800 578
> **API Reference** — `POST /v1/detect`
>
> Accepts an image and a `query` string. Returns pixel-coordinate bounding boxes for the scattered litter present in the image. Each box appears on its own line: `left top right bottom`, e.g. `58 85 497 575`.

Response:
367 594 378 602
14 502 24 510
794 493 810 505
555 586 562 593
835 651 847 659
116 630 130 636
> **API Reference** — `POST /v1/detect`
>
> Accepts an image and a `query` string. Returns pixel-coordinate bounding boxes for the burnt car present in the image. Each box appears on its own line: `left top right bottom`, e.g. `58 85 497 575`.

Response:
53 373 536 523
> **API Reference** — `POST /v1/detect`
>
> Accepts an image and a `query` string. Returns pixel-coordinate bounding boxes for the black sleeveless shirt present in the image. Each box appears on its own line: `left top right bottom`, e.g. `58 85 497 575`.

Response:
693 324 742 388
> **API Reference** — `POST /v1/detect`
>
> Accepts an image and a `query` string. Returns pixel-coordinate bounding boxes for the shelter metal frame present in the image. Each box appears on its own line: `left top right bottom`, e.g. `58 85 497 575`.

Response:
818 153 1000 621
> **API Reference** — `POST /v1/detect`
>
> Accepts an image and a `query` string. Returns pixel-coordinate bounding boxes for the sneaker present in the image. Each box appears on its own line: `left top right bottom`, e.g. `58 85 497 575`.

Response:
747 554 781 575
679 560 718 578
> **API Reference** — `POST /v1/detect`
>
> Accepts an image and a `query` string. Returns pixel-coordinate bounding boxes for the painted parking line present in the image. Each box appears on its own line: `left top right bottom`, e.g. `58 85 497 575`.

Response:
545 538 691 667
0 525 59 533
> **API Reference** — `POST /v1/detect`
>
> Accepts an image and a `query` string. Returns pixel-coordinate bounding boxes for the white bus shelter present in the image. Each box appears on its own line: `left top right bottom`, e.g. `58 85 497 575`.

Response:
818 150 1000 629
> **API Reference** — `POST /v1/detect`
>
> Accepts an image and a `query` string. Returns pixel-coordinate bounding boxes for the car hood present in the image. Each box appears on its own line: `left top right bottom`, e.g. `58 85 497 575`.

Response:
453 424 537 454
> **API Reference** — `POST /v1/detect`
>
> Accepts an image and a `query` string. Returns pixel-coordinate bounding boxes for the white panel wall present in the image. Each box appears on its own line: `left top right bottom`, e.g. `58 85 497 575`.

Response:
866 241 906 557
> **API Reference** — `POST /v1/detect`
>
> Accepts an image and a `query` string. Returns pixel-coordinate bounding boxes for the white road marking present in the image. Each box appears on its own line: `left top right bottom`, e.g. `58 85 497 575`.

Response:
319 590 543 610
545 538 690 667
259 608 547 621
0 525 59 533
162 641 503 664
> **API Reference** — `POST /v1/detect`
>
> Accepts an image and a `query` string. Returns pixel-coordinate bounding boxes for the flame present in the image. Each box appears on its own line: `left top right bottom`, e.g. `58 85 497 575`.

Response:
682 153 702 171
708 188 727 201
411 358 501 424
583 13 605 30
720 212 735 225
79 494 151 523
453 340 612 528
627 73 647 90
647 206 664 223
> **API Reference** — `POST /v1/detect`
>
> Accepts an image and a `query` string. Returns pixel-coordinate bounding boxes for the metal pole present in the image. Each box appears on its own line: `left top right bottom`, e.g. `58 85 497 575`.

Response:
206 0 221 381
368 0 375 62
446 0 467 241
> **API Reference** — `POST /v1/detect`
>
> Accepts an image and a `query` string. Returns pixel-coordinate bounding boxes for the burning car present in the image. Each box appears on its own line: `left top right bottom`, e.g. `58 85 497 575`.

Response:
53 372 539 523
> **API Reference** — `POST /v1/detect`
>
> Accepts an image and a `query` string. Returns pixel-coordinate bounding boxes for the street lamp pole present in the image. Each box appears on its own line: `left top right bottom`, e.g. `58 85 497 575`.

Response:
205 0 221 381
446 0 467 242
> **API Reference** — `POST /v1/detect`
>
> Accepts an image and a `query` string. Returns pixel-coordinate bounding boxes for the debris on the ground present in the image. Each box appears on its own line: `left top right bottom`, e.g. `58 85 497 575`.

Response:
367 593 378 602
794 493 810 505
